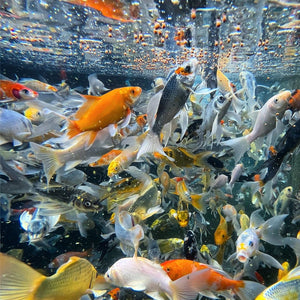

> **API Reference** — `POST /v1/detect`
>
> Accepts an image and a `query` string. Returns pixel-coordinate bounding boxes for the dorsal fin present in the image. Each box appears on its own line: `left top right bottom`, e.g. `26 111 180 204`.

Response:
74 94 102 120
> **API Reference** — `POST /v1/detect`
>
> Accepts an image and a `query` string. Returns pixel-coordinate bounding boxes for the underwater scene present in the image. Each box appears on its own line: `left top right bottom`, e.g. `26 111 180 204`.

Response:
0 0 300 299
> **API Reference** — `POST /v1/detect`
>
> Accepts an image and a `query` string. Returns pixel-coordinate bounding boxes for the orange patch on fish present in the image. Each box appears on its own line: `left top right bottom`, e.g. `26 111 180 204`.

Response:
0 80 38 101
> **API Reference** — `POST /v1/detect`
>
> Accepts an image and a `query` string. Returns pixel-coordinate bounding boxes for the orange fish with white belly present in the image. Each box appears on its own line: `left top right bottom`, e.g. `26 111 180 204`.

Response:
67 86 142 145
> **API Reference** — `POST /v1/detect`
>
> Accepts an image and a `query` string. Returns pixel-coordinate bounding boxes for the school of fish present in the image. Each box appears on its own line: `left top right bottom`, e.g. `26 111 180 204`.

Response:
0 28 300 300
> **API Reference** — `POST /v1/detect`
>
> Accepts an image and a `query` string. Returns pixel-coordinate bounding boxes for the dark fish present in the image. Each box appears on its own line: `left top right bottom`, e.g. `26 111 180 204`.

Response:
183 230 198 260
259 119 300 184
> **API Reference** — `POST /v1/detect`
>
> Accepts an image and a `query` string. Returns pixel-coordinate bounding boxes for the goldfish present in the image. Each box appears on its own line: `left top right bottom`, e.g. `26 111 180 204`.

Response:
0 108 33 146
160 259 264 299
48 249 92 268
228 210 300 269
61 0 139 23
0 79 38 102
137 59 199 159
176 200 190 227
255 266 300 300
18 78 58 92
214 208 231 245
89 149 122 167
30 126 115 185
0 254 97 300
24 107 45 123
158 146 224 169
114 204 144 257
239 212 250 232
221 90 291 162
67 86 142 145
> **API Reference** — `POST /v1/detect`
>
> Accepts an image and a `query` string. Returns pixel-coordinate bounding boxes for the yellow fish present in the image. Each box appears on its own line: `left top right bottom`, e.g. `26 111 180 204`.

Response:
0 253 97 300
256 266 300 300
214 208 231 246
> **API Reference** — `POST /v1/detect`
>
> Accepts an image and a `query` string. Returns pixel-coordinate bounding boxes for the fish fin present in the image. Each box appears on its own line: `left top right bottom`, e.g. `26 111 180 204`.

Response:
221 135 250 162
137 131 173 161
30 142 63 186
0 135 10 145
231 95 244 113
282 237 300 258
12 139 22 147
255 251 284 270
67 119 81 139
236 280 265 300
119 108 131 129
74 95 99 119
259 214 288 245
108 123 118 137
147 90 163 129
64 160 82 171
178 106 189 141
0 253 45 300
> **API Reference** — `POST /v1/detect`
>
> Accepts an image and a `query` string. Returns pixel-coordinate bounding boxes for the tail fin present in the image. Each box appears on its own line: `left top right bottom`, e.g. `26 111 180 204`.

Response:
0 253 45 300
67 119 81 139
221 136 250 162
30 142 63 186
137 131 171 160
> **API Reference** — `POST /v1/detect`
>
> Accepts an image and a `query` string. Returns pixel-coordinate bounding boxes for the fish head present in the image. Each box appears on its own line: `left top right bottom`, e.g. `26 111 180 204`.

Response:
124 86 142 105
105 264 123 286
27 219 49 242
236 228 259 263
17 87 38 100
283 186 293 197
214 228 229 245
177 58 199 87
107 160 123 178
267 90 291 115
72 192 103 212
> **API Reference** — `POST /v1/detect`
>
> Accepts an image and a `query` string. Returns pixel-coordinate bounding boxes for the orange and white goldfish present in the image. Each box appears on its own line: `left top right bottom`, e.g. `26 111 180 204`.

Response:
0 79 38 102
161 259 264 299
214 208 231 246
222 90 291 162
67 86 142 145
0 254 97 300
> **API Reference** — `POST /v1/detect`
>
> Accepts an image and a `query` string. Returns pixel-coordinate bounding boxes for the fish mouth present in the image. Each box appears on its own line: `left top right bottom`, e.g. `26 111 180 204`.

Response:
237 253 249 263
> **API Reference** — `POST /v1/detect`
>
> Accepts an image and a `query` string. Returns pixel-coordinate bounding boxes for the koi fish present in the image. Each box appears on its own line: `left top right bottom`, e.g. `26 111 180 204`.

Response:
67 86 142 145
0 254 97 300
221 90 291 162
137 59 199 159
0 79 38 102
214 208 231 246
18 78 57 92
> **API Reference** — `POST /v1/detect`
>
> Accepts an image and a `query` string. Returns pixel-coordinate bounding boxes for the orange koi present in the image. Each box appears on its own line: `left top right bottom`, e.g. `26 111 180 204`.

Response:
161 259 245 291
67 86 142 144
0 80 38 102
61 0 138 23
107 287 120 300
288 89 300 111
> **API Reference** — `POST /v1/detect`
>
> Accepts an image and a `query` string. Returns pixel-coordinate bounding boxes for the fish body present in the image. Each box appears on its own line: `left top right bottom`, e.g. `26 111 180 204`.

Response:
18 78 58 92
260 119 300 184
89 149 122 167
239 71 256 106
137 59 199 158
30 126 115 185
255 266 300 300
274 186 293 215
67 86 142 140
48 249 91 268
221 90 291 162
0 254 97 300
214 209 230 245
0 79 38 102
0 108 33 146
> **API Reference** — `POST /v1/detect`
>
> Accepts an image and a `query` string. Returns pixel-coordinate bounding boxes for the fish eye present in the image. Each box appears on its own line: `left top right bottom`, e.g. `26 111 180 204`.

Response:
248 241 254 247
131 89 135 94
22 89 30 95
84 200 92 207
166 267 170 272
274 98 278 103
185 65 191 73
